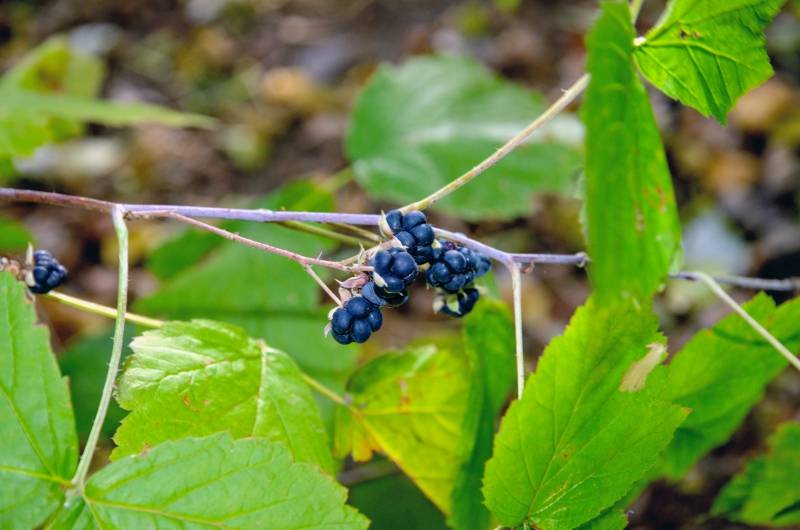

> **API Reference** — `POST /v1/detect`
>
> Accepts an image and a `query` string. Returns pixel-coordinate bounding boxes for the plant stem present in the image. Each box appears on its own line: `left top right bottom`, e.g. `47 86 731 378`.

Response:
510 265 525 399
399 73 590 213
71 206 129 491
301 373 350 407
280 220 368 246
631 0 645 21
303 264 342 306
671 272 800 292
129 210 368 273
45 290 164 328
686 271 800 372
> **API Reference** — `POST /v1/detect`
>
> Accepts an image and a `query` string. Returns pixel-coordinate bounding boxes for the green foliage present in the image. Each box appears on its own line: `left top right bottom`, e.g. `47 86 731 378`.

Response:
582 1 682 304
347 55 582 220
712 422 800 526
660 294 800 479
335 300 514 524
0 37 211 180
0 216 33 251
334 343 473 515
483 298 687 530
51 434 368 529
112 320 335 473
137 182 360 397
0 273 77 530
635 0 786 123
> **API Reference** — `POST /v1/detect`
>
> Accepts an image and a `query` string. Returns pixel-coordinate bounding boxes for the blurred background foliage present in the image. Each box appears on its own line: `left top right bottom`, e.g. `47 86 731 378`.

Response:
0 0 799 528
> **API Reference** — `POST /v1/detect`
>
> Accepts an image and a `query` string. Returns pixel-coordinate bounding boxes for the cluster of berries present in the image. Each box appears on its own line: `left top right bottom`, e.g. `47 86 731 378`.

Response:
27 250 68 294
328 210 492 344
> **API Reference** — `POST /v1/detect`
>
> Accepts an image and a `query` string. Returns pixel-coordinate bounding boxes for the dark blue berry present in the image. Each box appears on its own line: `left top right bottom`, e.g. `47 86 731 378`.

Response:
412 245 434 264
443 250 467 272
331 308 353 334
366 308 383 331
437 288 480 318
410 224 434 246
371 248 418 293
345 296 372 319
28 250 67 294
394 231 416 249
361 281 386 307
475 255 491 277
390 252 417 281
401 211 427 231
331 330 352 345
351 319 372 343
380 274 406 293
385 210 403 233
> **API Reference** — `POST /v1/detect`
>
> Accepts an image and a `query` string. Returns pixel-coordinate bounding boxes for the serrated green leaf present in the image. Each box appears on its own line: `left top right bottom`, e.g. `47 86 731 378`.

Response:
482 298 687 530
112 320 334 473
576 508 628 530
334 344 473 515
634 0 786 123
449 299 515 530
0 273 78 530
582 1 682 303
50 433 368 530
347 55 582 220
137 182 360 408
59 327 136 440
661 293 800 478
712 421 800 526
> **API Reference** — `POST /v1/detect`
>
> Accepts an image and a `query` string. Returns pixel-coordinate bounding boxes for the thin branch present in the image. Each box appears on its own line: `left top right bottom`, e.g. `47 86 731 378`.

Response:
280 220 369 247
671 272 800 292
685 271 800 372
3 188 798 291
71 205 129 491
303 264 342 306
510 264 526 399
328 222 382 243
45 290 164 328
128 210 368 273
399 73 590 213
301 373 350 407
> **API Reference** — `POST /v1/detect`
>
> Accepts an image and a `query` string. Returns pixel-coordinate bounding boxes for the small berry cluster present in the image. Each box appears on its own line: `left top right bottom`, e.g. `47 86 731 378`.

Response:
27 250 68 294
328 210 491 344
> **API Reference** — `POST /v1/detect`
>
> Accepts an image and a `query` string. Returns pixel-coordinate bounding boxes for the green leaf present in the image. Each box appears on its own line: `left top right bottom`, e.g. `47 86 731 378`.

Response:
334 343 473 515
582 1 682 303
661 293 800 478
137 182 360 406
59 327 136 440
576 508 628 530
112 320 335 473
634 0 786 123
0 37 212 173
449 299 515 530
0 216 33 251
712 421 800 526
51 434 369 529
349 469 448 530
346 55 582 220
482 298 687 530
0 273 78 530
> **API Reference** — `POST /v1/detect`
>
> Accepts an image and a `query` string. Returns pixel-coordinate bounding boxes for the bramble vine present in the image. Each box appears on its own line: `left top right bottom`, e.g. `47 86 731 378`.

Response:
1 0 799 529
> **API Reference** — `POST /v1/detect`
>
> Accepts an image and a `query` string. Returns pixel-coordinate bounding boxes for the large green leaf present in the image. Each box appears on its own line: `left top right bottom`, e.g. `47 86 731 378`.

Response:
712 421 800 526
137 182 360 399
449 299 515 530
0 37 211 173
112 320 334 473
0 273 78 529
634 0 786 123
346 55 582 220
334 343 473 515
582 1 682 303
482 298 687 530
661 294 800 478
51 434 368 529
